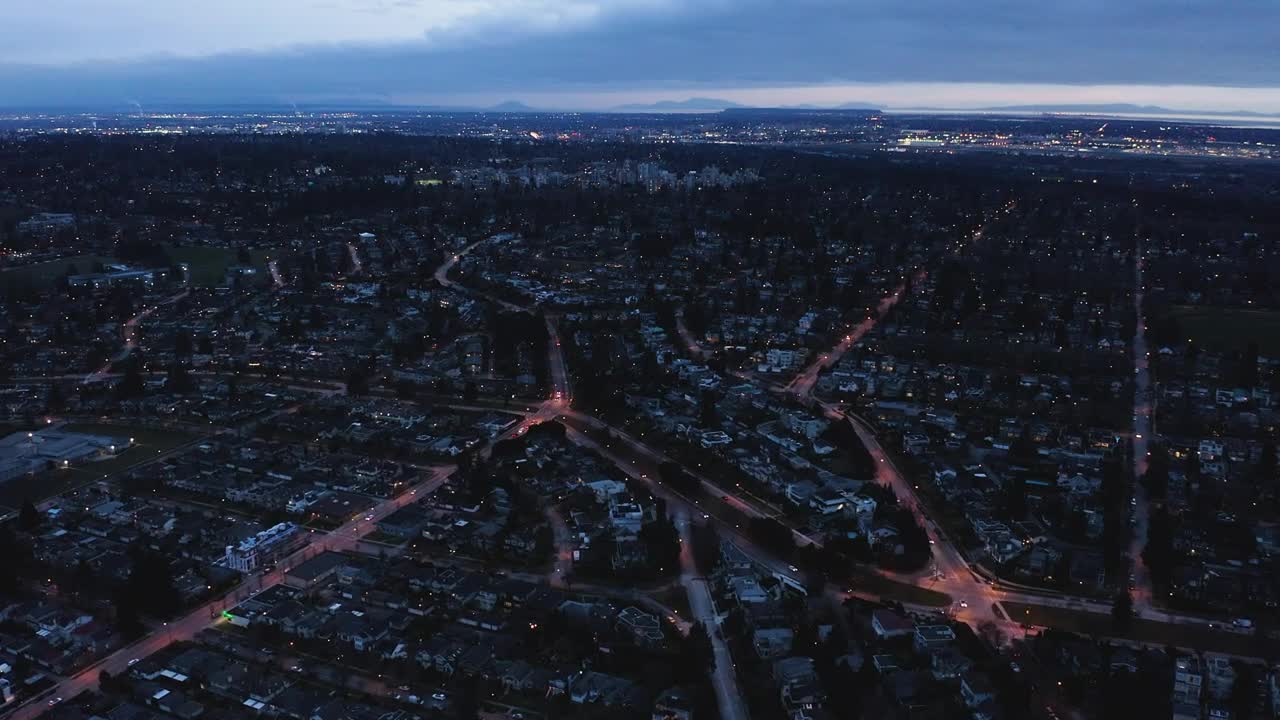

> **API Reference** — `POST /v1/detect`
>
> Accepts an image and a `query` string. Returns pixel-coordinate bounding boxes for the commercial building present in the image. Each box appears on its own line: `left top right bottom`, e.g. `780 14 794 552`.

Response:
0 428 131 483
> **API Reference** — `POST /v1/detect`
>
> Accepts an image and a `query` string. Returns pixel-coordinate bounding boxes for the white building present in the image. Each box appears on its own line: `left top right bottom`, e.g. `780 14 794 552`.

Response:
225 522 305 572
17 212 74 234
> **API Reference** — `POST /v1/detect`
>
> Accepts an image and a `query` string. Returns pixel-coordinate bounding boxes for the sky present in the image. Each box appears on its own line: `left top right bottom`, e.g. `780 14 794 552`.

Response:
3 0 1280 113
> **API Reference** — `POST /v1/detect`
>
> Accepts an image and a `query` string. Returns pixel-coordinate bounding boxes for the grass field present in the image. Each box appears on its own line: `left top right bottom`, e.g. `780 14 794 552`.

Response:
1004 601 1271 658
1165 305 1280 356
0 255 115 289
166 246 271 286
0 246 272 290
653 586 693 619
0 423 198 506
850 567 952 607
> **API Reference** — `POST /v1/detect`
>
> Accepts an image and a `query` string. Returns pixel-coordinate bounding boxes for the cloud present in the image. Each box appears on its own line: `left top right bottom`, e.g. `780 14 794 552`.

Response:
1 0 719 64
1 0 1278 108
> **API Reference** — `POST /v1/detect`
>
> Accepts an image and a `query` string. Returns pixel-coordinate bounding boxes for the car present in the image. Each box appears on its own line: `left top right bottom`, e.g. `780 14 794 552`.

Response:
48 697 63 707
958 600 969 608
431 692 447 702
127 658 140 666
1010 662 1022 673
1233 618 1254 629
788 565 799 573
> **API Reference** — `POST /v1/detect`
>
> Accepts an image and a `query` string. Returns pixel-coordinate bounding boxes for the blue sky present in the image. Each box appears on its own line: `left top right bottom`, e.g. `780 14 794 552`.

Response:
3 0 1280 112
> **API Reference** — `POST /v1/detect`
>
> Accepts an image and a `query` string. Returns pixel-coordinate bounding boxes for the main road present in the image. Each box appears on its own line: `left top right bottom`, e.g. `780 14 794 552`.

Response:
6 464 457 720
1128 243 1156 612
786 269 927 399
676 510 749 720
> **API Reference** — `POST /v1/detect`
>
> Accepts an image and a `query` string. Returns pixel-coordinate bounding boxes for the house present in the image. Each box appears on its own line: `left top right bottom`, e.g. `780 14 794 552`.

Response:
871 609 914 639
903 433 930 455
930 647 972 680
885 670 928 711
1173 656 1202 707
730 577 769 605
1109 648 1139 674
783 412 827 440
961 671 996 708
586 479 628 502
913 624 956 653
616 606 664 647
752 628 795 659
653 687 695 720
809 487 847 515
773 656 823 710
1205 655 1235 700
558 670 641 705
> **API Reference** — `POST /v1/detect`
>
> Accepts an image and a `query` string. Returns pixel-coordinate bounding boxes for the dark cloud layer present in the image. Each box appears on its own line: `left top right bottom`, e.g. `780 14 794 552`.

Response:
2 0 1277 108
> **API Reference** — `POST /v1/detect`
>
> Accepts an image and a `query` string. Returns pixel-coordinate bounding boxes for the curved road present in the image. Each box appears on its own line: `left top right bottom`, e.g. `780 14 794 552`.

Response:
85 290 190 384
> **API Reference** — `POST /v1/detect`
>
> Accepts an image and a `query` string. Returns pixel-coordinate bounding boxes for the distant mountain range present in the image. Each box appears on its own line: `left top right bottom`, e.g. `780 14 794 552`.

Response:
603 98 1280 119
613 97 746 112
52 98 1279 121
610 97 883 113
963 103 1278 118
485 100 541 112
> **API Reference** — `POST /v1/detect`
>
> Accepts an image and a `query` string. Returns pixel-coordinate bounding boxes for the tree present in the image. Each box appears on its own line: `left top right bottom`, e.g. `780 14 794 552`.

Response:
165 362 195 393
1143 507 1173 589
748 517 796 557
691 522 722 575
659 461 701 497
113 588 144 638
18 499 40 532
698 389 720 427
345 367 369 396
454 675 480 720
1143 444 1170 500
977 620 1006 647
1230 662 1258 720
45 382 66 412
1002 474 1028 520
1256 441 1276 492
1111 591 1133 634
639 516 682 575
821 420 877 480
116 361 146 399
174 329 193 358
129 549 181 617
1010 425 1037 462
674 622 715 683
